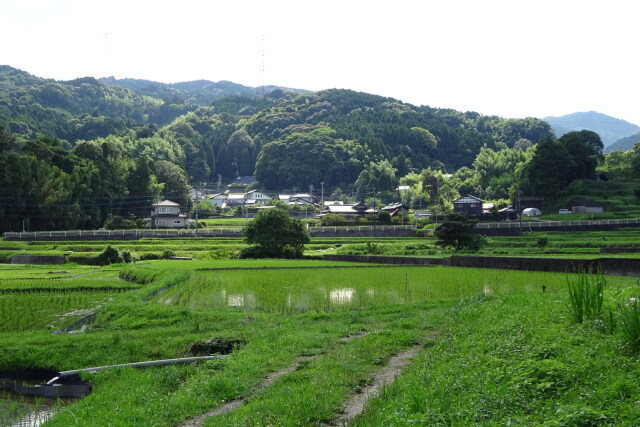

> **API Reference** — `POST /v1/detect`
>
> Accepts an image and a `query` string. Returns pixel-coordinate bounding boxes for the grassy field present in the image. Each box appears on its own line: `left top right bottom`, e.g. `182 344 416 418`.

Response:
3 227 640 265
2 255 640 425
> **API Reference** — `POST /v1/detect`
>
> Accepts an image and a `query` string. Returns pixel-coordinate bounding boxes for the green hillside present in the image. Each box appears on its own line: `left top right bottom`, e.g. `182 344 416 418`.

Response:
550 179 640 218
4 65 640 232
606 131 640 153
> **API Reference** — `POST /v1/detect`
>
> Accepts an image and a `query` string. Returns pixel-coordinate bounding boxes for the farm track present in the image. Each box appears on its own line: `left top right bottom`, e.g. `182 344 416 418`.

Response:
178 330 370 427
330 346 421 426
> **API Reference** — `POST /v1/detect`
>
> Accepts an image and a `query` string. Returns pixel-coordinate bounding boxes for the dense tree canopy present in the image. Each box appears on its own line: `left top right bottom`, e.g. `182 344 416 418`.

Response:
5 66 615 231
434 213 485 251
242 208 310 258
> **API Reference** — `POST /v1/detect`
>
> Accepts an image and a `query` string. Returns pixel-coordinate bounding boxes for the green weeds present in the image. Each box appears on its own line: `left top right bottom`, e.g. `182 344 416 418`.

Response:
566 270 605 323
619 301 640 353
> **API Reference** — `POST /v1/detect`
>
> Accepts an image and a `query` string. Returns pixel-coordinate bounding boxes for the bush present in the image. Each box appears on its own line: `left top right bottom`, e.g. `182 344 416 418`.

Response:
120 250 135 263
537 237 549 247
96 245 122 265
161 249 176 259
378 211 392 223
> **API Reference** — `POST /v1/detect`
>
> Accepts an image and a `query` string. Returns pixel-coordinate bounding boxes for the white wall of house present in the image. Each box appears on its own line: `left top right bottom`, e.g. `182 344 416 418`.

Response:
245 191 271 203
207 194 228 206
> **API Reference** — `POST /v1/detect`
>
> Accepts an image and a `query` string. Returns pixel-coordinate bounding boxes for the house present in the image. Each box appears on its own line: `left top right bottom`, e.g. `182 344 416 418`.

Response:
381 203 409 217
244 190 271 204
150 200 189 228
191 188 207 202
453 195 483 215
288 193 316 205
515 196 544 213
499 205 518 221
482 203 495 214
207 193 228 207
413 210 432 219
322 202 376 219
225 193 246 206
207 190 271 208
570 199 604 214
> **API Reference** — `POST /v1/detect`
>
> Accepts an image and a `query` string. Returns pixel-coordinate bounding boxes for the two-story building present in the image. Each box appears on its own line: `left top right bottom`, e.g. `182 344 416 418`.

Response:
150 200 189 228
244 190 272 205
453 195 483 216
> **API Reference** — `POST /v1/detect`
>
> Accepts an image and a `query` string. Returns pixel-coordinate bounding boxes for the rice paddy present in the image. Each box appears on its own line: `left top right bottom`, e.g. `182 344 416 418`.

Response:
2 231 640 425
159 266 564 313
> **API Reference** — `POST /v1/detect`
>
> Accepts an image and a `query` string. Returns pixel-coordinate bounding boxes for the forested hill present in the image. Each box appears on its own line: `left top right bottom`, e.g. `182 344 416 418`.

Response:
99 76 309 107
1 65 558 231
0 65 189 142
241 90 553 189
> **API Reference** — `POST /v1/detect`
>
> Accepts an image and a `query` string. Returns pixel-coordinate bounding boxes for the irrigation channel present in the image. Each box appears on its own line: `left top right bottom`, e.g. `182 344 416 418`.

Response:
0 356 228 426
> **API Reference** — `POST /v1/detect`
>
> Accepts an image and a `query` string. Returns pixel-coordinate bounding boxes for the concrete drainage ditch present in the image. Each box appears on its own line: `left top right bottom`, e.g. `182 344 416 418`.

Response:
1 355 229 425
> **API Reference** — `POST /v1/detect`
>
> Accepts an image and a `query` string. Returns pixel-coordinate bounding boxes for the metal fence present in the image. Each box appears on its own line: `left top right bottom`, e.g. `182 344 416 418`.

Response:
3 228 242 240
476 218 640 229
5 219 639 240
309 225 417 233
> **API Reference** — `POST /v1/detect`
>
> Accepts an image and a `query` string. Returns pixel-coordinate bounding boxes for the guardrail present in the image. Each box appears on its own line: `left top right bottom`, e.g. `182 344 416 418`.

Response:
4 225 418 240
309 225 416 233
476 218 640 229
3 228 242 240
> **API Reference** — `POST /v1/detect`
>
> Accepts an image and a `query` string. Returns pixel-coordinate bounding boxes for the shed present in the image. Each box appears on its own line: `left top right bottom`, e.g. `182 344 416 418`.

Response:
570 199 604 214
515 196 544 213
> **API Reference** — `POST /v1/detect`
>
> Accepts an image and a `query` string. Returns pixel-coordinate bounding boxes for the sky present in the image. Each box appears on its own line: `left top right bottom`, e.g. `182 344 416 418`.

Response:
2 0 639 125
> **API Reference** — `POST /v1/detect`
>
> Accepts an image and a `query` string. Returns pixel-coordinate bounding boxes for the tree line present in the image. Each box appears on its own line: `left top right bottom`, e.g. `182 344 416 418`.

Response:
2 66 639 232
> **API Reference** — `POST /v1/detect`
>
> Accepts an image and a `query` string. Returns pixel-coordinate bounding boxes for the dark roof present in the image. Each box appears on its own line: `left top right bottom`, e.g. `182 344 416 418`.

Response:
570 199 603 208
516 196 544 201
153 200 180 207
453 195 483 204
381 203 409 212
235 176 256 185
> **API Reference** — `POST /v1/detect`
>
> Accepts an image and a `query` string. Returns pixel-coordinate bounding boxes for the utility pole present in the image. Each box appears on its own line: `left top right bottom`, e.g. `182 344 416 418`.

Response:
372 185 376 237
320 182 324 209
194 189 199 237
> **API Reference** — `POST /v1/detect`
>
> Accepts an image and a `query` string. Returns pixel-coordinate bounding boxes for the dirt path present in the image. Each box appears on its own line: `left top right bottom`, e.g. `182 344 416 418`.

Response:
179 330 369 427
331 345 422 426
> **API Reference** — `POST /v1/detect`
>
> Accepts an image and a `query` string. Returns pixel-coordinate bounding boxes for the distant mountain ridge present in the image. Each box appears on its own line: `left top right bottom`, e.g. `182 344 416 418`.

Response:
99 76 309 106
543 111 640 148
606 131 640 153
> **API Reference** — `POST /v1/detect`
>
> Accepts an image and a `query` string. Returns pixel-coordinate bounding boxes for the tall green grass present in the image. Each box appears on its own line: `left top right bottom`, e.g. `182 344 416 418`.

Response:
566 270 605 323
